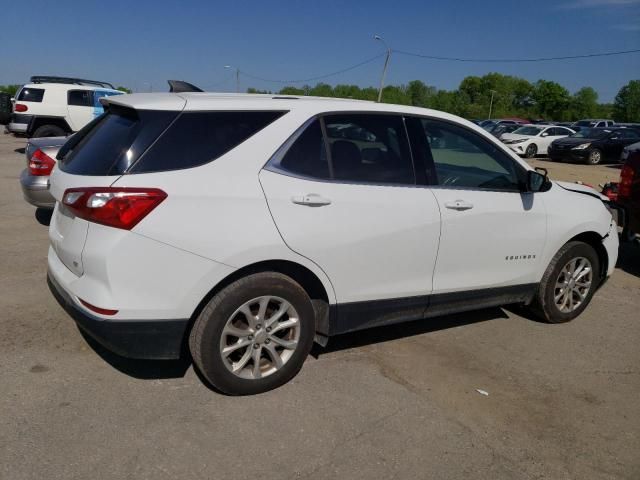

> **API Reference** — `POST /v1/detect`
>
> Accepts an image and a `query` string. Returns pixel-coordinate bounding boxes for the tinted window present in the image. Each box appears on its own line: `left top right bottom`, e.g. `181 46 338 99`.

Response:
619 129 640 139
17 88 45 102
277 119 330 179
323 114 414 184
421 119 522 191
513 126 543 136
67 90 93 107
131 111 284 173
59 107 178 175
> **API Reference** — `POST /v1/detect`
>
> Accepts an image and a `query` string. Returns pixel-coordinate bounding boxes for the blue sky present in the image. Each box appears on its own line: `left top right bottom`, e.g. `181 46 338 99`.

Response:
1 0 638 101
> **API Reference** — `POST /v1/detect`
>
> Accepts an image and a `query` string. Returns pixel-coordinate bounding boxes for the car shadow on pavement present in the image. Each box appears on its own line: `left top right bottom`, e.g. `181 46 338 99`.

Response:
312 307 509 358
35 208 53 226
617 241 640 277
14 147 25 154
78 329 192 380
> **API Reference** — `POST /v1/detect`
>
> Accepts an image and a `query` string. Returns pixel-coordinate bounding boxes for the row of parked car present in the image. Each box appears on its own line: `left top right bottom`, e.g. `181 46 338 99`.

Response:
471 118 640 165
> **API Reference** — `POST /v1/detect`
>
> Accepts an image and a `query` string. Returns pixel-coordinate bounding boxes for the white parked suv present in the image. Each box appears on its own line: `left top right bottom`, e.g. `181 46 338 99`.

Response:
8 76 122 137
47 93 619 395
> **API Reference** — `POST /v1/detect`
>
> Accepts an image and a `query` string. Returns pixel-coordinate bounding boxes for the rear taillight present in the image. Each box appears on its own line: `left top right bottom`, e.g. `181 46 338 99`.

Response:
62 187 167 230
28 149 56 176
619 164 635 200
14 104 28 112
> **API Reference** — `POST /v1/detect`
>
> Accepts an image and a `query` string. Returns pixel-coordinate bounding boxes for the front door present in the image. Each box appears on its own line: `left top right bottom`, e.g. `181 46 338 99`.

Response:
259 114 441 333
414 118 547 295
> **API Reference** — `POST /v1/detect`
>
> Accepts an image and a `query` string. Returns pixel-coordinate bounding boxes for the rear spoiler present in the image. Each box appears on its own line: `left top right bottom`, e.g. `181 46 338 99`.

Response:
167 80 203 93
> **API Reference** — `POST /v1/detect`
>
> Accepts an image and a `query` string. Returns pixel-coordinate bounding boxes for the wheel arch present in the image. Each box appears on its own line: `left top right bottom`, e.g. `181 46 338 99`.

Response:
27 116 72 137
183 259 335 355
567 231 609 282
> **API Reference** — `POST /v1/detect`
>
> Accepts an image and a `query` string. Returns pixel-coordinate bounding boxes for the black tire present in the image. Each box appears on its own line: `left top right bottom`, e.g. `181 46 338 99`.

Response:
524 143 538 158
189 272 315 395
529 241 600 324
32 124 66 138
586 148 603 165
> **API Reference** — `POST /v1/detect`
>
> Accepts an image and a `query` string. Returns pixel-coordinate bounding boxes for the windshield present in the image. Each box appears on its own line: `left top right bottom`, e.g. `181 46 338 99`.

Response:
481 121 497 131
571 128 611 139
512 126 543 136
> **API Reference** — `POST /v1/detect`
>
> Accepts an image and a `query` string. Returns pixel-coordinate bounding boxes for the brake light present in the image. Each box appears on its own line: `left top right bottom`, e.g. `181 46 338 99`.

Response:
28 149 56 176
78 298 118 316
14 104 28 112
619 164 635 200
62 187 167 230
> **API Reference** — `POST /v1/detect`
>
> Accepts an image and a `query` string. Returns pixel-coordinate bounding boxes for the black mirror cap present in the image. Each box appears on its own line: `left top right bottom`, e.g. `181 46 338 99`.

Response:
527 168 551 192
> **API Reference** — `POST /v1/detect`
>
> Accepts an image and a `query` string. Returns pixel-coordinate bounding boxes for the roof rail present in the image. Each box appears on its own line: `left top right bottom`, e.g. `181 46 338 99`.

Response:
167 80 204 93
29 76 115 89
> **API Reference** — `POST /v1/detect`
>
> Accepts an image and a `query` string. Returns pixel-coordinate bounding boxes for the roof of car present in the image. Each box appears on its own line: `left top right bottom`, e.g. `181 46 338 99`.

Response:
104 92 463 120
22 82 120 92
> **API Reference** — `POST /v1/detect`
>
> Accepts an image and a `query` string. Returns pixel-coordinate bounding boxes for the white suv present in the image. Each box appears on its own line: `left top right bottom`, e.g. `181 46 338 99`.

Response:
8 76 122 137
47 93 619 395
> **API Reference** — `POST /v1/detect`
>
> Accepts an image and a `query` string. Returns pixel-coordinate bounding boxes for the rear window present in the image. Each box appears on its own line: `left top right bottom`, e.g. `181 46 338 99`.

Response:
58 106 178 175
129 111 285 173
67 90 93 107
17 88 45 102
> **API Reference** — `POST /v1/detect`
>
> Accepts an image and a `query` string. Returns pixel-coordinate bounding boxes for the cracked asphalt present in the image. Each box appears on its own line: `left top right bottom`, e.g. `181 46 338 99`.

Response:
1 132 639 479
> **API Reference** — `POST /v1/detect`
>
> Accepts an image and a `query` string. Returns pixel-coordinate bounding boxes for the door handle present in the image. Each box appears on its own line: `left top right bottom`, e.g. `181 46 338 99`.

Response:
444 200 474 211
291 194 332 207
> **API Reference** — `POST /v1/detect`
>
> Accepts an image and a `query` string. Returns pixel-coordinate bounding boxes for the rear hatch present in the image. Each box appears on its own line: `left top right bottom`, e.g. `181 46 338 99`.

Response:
48 102 182 276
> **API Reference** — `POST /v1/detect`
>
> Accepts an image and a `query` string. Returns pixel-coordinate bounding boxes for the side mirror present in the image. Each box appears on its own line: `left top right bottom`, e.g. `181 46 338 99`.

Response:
610 137 619 141
541 132 549 137
527 169 549 192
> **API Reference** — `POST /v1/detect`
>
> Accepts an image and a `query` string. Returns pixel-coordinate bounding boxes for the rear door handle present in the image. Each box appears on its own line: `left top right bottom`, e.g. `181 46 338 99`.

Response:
444 200 474 211
291 194 332 207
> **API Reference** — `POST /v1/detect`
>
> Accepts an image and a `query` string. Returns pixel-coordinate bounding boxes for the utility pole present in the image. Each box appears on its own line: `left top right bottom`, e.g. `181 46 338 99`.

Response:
374 35 391 103
224 65 240 93
488 90 496 119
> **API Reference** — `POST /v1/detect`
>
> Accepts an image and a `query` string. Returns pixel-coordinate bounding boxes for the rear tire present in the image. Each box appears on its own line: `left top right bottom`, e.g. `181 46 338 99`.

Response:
586 148 602 165
524 143 538 158
32 124 65 138
529 241 600 323
189 272 315 395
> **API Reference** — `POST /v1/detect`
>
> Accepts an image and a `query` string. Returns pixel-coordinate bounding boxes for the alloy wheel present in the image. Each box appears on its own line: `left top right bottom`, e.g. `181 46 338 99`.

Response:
553 257 593 313
219 296 300 380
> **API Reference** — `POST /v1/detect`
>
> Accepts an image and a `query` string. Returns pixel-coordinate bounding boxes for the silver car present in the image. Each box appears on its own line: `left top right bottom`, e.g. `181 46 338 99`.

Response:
20 136 67 208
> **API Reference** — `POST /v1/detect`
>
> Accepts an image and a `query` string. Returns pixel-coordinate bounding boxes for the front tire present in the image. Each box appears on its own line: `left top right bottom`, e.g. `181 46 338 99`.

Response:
524 143 538 158
529 241 600 323
189 272 315 395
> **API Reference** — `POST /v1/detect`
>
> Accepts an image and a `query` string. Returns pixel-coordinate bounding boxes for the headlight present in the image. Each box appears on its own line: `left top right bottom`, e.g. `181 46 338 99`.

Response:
510 139 527 144
572 143 591 150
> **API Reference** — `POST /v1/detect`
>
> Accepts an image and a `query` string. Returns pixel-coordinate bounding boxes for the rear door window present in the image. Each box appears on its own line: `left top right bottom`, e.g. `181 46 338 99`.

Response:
130 111 285 173
17 88 45 102
67 90 94 107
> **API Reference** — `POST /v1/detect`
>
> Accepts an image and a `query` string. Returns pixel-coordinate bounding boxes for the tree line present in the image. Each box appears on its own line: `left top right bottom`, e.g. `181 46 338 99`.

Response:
250 75 640 123
2 75 637 122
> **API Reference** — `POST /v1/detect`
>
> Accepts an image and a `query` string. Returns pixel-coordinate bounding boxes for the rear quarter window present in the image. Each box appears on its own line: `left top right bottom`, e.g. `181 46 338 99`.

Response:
17 88 45 102
129 111 285 173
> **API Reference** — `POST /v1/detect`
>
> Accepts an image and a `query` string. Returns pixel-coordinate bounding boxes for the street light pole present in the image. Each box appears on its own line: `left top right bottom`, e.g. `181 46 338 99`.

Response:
488 90 496 119
374 35 391 103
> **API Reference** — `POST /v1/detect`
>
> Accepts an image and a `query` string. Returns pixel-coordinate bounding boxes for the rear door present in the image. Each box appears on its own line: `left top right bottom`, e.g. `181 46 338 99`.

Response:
66 89 95 131
260 114 441 332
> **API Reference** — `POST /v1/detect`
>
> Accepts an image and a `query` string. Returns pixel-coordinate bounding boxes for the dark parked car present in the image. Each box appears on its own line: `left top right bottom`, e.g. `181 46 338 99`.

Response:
617 149 640 241
548 127 640 165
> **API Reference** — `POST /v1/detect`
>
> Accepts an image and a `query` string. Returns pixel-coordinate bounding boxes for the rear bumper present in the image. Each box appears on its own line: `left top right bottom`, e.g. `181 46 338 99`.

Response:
7 121 28 134
48 270 189 359
19 169 55 208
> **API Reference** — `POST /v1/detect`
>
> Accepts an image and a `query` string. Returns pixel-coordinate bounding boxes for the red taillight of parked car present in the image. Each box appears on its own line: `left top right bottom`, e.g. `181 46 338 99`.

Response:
14 104 28 112
78 298 118 316
29 149 56 176
619 164 636 200
62 187 167 230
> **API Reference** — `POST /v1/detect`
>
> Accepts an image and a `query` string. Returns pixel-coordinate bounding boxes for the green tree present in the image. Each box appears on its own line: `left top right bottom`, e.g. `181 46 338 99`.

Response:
532 80 570 120
571 87 599 119
0 84 20 96
406 80 436 107
613 80 640 122
116 86 132 94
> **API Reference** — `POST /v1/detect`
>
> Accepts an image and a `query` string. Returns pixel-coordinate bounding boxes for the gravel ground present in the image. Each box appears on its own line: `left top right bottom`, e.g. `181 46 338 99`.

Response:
1 132 639 479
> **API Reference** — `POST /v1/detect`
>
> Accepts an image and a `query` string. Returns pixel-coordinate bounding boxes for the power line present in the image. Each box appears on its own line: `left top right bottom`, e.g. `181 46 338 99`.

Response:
393 48 640 63
239 53 385 84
